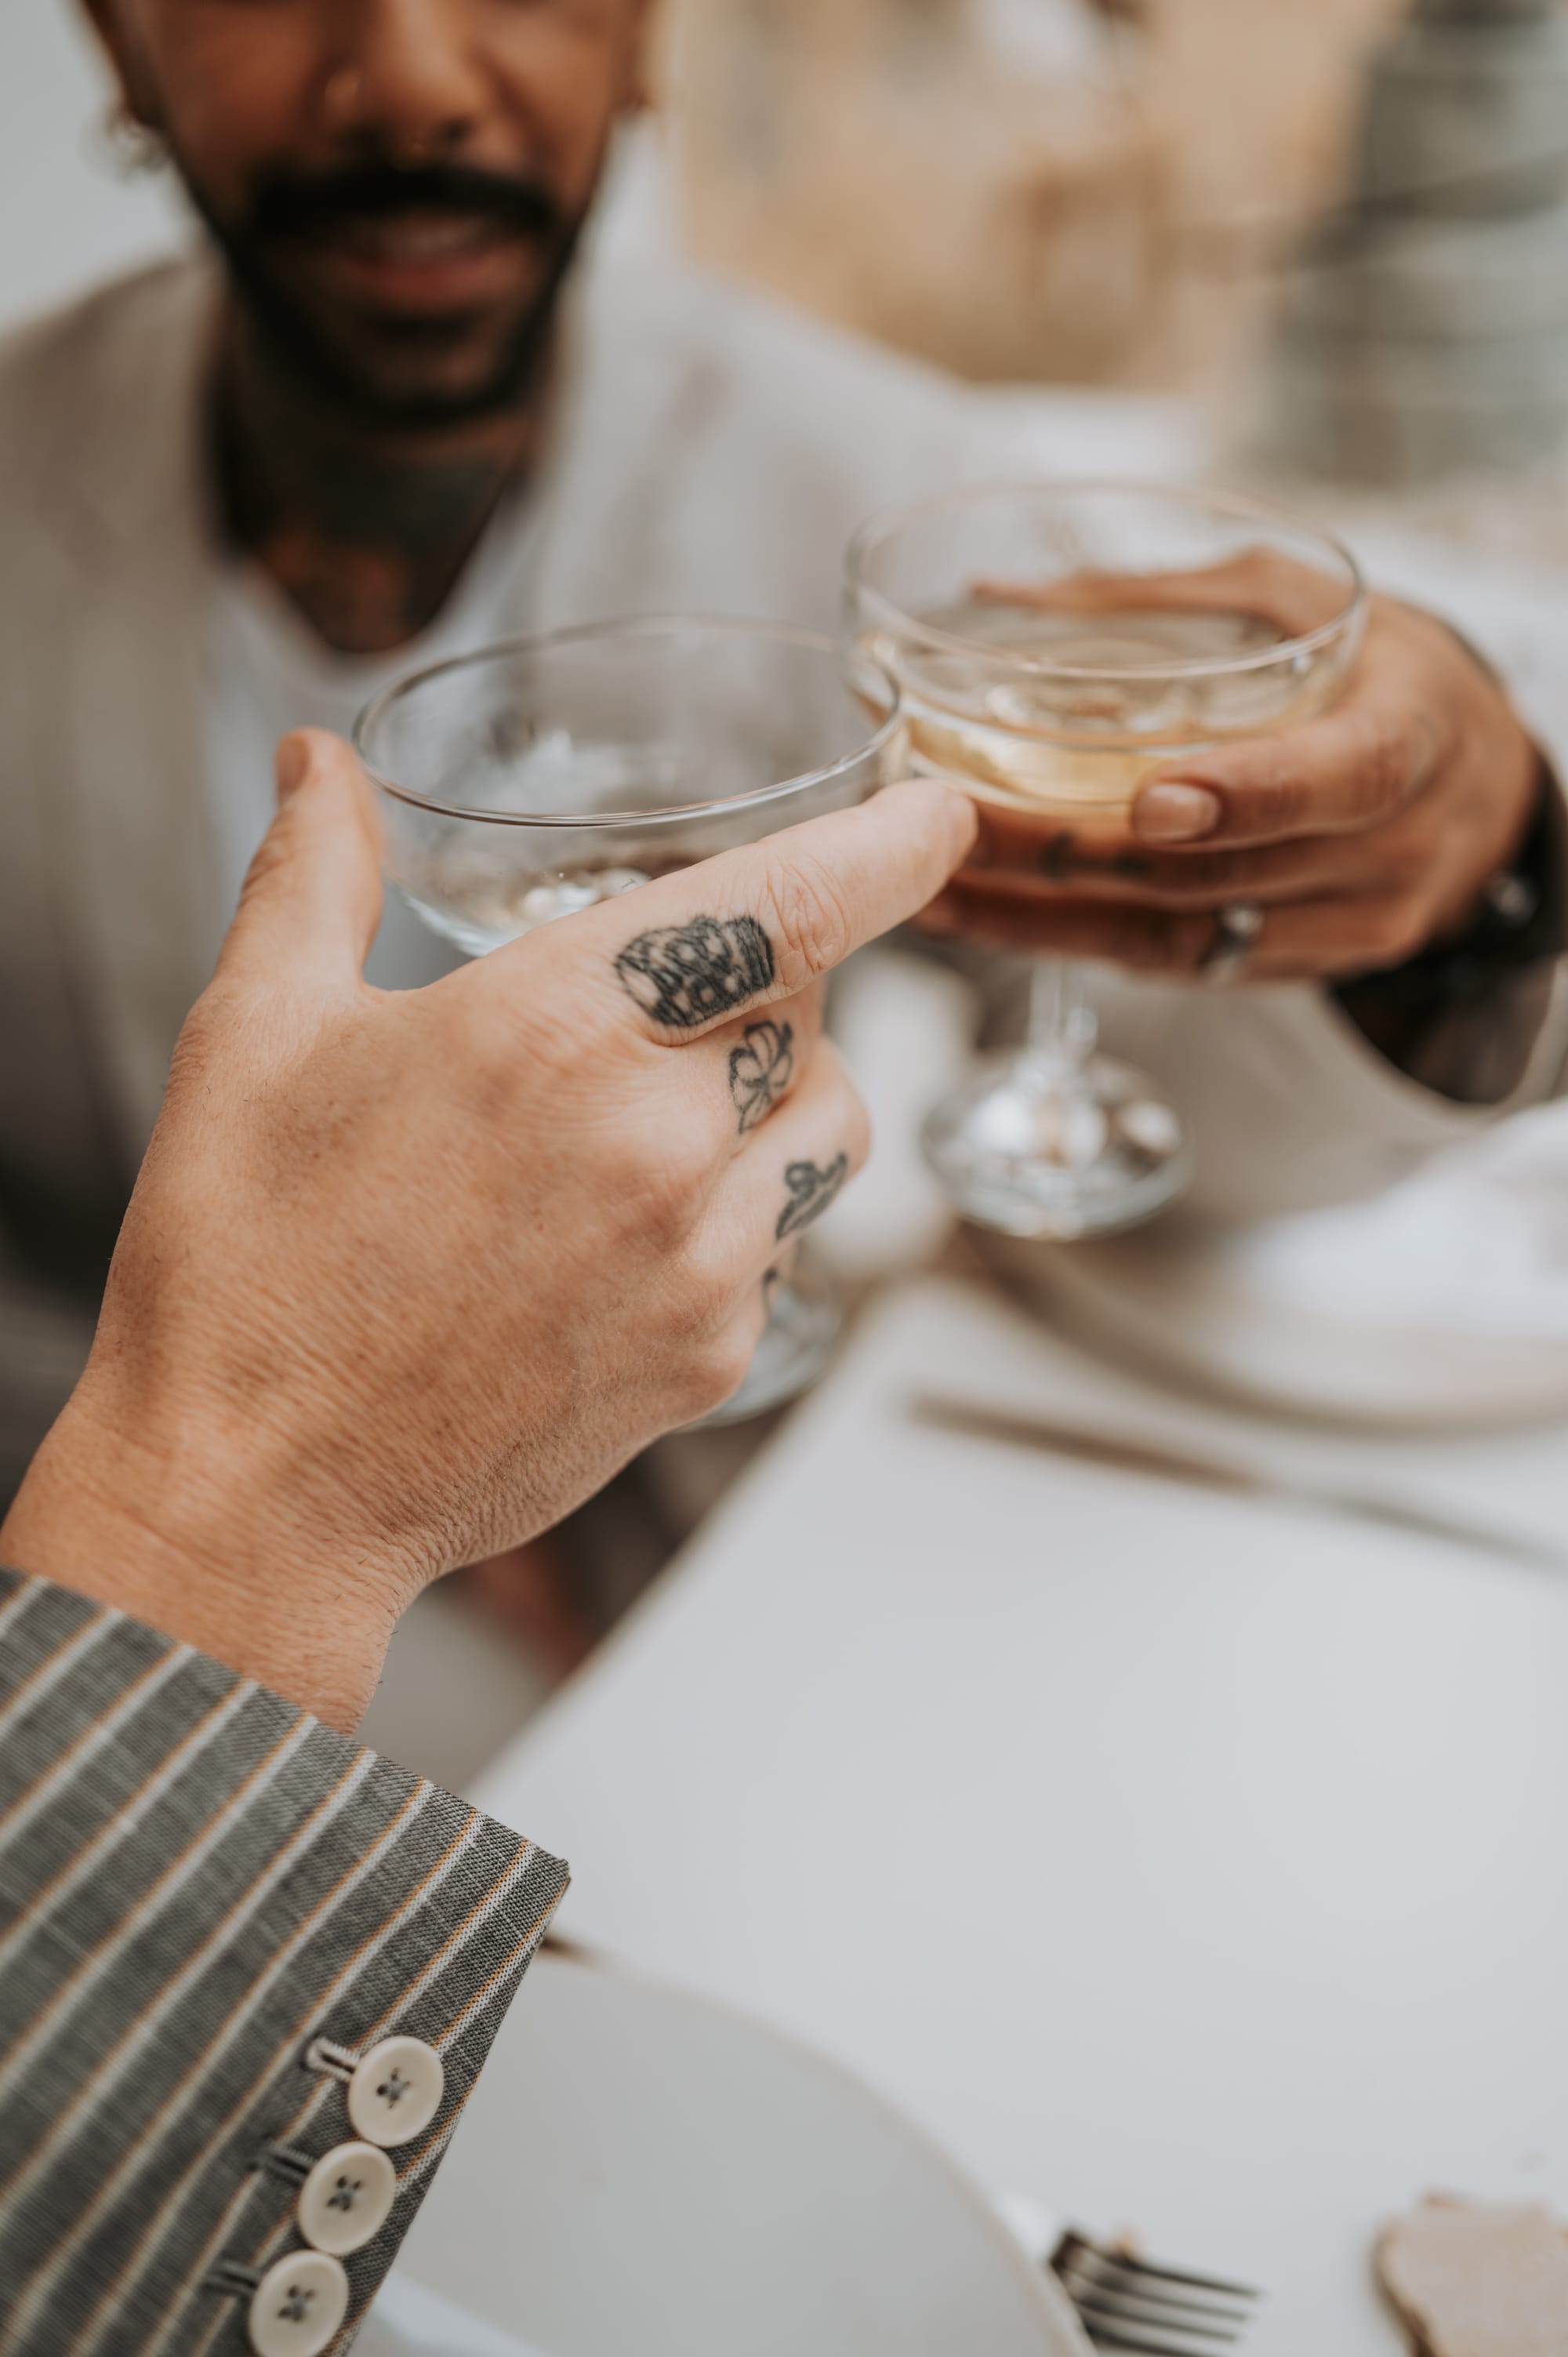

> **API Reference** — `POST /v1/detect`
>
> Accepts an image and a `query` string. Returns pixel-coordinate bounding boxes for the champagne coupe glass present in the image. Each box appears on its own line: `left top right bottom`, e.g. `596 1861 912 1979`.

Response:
847 481 1367 1239
355 616 905 1423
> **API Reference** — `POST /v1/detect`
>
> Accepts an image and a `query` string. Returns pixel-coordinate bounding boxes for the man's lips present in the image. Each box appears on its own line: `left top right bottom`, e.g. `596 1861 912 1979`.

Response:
279 209 542 313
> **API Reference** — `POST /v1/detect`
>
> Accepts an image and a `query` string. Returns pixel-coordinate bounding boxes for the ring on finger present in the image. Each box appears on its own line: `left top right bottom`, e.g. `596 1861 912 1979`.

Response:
1200 899 1265 986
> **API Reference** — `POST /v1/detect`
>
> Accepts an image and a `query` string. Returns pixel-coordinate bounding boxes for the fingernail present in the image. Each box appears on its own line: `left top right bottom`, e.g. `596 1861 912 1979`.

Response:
1133 783 1222 844
940 784 981 856
891 776 978 861
275 735 314 803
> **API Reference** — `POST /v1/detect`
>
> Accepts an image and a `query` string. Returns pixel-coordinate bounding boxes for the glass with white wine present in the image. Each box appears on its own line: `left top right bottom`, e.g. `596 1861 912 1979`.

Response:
846 481 1367 1238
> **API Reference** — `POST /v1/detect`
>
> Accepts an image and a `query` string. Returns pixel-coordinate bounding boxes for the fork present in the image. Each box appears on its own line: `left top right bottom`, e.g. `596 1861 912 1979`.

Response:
995 2198 1261 2354
1051 2230 1260 2355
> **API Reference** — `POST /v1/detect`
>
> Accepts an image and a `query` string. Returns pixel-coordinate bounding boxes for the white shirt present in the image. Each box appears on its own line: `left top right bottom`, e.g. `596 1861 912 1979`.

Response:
201 491 541 990
7 248 1562 1239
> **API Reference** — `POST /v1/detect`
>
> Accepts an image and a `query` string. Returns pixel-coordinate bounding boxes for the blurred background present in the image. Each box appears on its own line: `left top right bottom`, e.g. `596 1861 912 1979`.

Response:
20 0 1568 497
658 0 1408 390
1 1 185 326
0 0 1422 391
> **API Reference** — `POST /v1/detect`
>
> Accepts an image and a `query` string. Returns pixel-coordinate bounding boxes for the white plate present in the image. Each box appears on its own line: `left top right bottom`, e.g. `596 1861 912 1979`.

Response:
394 1951 1085 2357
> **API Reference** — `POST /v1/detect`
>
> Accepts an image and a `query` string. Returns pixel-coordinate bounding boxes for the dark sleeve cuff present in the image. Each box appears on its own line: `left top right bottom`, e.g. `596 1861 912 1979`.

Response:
0 1565 568 2356
1333 755 1568 1106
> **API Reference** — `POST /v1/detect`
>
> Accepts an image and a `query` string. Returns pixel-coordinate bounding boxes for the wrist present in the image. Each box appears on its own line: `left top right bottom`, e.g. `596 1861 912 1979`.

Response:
0 1382 406 1731
1333 756 1567 1104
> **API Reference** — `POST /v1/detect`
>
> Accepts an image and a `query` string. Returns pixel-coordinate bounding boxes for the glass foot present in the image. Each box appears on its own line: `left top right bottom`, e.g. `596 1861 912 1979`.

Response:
697 1264 844 1427
923 1048 1190 1240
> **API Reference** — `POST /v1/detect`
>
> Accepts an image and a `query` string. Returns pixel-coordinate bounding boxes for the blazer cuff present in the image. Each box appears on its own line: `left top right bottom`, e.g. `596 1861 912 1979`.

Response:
0 1565 567 2357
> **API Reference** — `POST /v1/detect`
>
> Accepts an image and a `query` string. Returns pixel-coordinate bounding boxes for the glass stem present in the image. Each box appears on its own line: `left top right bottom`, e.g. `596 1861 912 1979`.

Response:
1024 957 1097 1069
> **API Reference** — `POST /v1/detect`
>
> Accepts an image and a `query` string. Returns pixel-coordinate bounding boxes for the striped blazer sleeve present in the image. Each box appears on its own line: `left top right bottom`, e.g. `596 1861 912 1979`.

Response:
0 1567 569 2357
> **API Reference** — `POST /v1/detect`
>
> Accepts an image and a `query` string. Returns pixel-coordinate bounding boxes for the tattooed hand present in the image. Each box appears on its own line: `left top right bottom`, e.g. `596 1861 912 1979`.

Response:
2 735 974 1727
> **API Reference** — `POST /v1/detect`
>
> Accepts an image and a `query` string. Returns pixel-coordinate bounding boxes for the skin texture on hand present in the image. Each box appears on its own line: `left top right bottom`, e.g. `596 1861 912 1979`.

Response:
0 732 974 1729
924 575 1540 986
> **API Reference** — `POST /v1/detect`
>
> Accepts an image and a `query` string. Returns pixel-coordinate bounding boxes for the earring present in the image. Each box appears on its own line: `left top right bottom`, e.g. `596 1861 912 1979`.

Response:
97 101 167 180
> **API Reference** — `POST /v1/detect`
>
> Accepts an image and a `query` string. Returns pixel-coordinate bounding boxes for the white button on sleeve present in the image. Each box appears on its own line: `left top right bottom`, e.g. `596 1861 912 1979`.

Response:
296 2140 397 2256
248 2250 350 2357
347 2036 445 2148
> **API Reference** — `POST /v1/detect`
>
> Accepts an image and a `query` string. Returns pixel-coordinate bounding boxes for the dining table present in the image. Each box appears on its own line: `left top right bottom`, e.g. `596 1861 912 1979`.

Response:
461 394 1568 2356
474 1273 1568 2357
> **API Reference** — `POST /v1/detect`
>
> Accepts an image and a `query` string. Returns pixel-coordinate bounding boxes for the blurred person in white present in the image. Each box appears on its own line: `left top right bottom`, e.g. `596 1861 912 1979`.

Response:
0 0 1563 1492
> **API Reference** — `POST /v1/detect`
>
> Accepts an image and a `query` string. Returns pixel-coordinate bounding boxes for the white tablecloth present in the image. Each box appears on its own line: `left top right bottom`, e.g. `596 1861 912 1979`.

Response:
476 1278 1568 2357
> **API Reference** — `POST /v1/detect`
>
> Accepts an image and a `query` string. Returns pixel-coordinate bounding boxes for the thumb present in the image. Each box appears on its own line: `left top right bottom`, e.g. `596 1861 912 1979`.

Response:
218 730 385 989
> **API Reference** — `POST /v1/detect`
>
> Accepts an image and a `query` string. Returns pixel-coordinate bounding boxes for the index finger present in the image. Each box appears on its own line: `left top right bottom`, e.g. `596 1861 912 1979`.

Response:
1131 660 1444 852
503 778 977 1042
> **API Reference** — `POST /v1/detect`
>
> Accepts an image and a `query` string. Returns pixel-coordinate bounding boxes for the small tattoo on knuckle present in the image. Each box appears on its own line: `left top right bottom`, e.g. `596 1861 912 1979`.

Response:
728 1020 796 1135
775 1153 850 1240
615 913 776 1030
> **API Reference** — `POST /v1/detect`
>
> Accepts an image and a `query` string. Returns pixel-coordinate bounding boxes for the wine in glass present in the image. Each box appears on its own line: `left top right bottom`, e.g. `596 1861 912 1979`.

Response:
846 481 1367 1238
354 616 904 1422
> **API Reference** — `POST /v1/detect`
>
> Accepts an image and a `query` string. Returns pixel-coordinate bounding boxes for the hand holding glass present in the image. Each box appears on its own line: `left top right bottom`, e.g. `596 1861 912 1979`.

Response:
847 482 1367 1238
355 617 904 1421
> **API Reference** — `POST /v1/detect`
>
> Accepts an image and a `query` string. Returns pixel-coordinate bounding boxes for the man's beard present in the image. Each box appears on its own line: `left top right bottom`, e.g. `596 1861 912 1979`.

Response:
183 158 588 427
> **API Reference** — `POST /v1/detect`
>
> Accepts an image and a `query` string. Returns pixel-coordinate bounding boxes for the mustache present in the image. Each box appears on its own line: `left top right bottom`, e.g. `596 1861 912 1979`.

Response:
247 162 567 242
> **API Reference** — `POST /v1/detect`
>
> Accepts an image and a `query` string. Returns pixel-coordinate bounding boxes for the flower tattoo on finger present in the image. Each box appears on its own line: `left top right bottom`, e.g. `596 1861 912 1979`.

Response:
728 1021 796 1135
